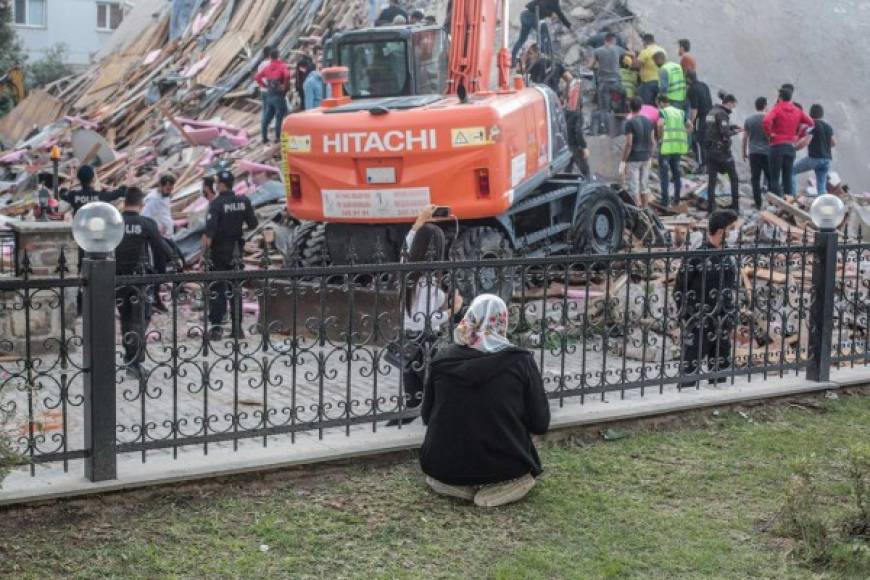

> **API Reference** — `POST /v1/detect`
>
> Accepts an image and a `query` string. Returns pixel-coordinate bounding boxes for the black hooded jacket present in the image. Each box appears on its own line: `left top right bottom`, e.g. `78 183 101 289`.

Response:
420 344 551 486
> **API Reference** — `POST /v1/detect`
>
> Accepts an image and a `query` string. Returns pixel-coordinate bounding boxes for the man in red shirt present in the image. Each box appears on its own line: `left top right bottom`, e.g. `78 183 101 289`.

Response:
254 48 291 144
762 87 814 198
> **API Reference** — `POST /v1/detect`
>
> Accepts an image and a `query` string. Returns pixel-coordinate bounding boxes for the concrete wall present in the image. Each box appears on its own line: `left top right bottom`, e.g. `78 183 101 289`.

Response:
13 0 128 67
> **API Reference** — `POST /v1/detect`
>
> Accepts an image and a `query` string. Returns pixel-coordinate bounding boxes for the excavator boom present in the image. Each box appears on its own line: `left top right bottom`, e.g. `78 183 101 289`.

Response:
447 0 511 95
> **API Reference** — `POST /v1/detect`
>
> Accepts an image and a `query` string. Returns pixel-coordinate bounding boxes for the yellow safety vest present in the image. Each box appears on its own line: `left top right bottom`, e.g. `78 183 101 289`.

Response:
660 106 688 155
662 62 686 103
620 68 637 99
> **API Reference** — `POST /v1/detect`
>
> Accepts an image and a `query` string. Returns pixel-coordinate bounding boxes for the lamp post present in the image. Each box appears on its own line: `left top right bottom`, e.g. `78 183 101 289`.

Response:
807 194 847 382
73 201 124 481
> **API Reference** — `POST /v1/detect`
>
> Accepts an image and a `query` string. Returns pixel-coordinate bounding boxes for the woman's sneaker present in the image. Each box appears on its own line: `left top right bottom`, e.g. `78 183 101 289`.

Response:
425 476 476 501
474 474 536 508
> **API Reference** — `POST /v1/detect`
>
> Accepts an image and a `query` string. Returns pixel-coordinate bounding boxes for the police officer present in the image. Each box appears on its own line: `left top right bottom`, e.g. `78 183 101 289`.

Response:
60 164 128 215
61 164 130 314
203 170 258 340
116 187 171 379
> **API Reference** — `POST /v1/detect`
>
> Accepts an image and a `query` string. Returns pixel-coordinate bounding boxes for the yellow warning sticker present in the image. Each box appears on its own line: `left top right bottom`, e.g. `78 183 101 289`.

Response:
451 127 490 148
285 134 312 153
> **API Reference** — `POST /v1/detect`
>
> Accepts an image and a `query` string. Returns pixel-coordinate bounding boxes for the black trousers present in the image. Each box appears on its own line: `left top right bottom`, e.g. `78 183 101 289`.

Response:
707 157 739 211
749 153 771 208
769 143 796 197
116 285 151 365
208 256 242 335
681 321 732 382
693 121 707 168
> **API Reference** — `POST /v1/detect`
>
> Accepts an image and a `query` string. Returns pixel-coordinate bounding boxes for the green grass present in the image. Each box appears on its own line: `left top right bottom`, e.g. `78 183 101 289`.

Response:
1 395 869 579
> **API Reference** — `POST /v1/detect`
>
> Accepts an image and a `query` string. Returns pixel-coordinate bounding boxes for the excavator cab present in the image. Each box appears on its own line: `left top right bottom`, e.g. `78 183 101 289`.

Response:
332 25 449 98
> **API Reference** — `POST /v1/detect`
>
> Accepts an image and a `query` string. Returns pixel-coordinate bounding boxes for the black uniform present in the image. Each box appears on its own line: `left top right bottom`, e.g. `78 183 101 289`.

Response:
705 104 741 211
60 186 126 215
205 191 258 333
115 211 171 366
674 243 738 386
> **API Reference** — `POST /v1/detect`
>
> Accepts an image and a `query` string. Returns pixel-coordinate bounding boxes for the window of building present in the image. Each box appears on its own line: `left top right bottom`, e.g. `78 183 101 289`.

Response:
96 2 124 31
12 0 46 27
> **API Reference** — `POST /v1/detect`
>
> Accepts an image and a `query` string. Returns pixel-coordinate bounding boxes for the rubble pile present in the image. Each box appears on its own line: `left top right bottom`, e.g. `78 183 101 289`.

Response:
0 0 367 265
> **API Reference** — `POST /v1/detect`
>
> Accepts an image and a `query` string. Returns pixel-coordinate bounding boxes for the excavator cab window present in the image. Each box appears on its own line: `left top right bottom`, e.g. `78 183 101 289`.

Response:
411 28 448 95
339 40 411 98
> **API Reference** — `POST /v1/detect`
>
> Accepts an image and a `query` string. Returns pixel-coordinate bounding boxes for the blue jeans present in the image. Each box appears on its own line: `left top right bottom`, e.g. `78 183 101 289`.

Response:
511 10 538 64
659 154 682 205
261 93 288 143
792 156 832 196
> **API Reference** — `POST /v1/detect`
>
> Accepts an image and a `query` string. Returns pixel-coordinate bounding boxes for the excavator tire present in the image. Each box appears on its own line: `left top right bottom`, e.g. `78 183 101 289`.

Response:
572 186 626 254
449 226 515 303
286 221 330 268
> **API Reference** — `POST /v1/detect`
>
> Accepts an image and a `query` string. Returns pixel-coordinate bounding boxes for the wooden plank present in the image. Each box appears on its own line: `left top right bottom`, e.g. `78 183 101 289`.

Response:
0 90 67 144
765 192 816 229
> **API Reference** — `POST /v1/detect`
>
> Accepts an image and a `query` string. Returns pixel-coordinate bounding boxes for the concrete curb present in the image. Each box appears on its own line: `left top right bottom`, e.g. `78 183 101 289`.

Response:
1 372 866 507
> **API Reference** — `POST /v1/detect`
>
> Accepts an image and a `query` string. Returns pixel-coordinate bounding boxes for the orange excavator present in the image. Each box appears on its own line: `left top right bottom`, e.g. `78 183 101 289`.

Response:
281 0 650 296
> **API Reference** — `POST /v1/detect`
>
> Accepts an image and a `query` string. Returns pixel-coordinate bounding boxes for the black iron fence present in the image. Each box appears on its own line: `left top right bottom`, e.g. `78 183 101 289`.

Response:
0 229 866 482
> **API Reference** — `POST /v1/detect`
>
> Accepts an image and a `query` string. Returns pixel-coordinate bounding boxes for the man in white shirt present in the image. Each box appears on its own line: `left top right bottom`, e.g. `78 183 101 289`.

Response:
141 173 176 313
142 174 176 237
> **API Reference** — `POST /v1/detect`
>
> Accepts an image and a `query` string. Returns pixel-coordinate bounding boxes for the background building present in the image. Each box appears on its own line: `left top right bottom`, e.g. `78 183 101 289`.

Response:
11 0 131 67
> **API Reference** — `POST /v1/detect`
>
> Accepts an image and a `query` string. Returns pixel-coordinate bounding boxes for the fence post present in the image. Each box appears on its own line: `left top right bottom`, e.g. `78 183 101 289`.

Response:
82 255 117 481
806 229 838 382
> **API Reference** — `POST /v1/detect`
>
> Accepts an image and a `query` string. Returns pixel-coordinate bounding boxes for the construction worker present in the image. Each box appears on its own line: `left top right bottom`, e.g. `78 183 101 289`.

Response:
203 170 258 340
115 187 171 380
656 94 690 207
655 51 687 114
636 33 666 105
254 48 290 144
705 92 742 212
675 209 739 390
619 54 638 101
511 0 572 66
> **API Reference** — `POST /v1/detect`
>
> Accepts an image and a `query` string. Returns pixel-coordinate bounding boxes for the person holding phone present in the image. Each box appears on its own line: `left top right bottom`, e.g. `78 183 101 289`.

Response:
386 205 463 426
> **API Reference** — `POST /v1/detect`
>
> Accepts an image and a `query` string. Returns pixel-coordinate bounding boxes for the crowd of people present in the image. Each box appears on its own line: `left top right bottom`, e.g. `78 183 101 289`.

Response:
65 2 838 509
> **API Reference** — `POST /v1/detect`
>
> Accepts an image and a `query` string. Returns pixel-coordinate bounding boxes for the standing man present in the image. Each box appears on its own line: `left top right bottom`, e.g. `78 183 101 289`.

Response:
142 173 176 313
655 51 687 113
61 164 128 215
636 34 666 105
705 92 741 212
675 209 739 389
743 97 771 209
115 187 171 380
762 87 814 199
377 0 408 25
590 33 625 136
656 94 690 208
619 54 638 101
511 0 572 66
303 48 330 110
255 48 290 144
678 39 696 74
203 170 259 340
620 97 656 208
792 104 836 196
564 78 589 178
410 9 424 24
686 70 712 172
294 46 316 111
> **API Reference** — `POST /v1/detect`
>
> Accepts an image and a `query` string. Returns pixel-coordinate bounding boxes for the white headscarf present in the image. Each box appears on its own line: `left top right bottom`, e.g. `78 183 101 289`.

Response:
453 294 513 353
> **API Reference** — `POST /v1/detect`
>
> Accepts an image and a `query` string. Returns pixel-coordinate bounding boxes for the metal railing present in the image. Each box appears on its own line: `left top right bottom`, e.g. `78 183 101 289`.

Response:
0 229 866 481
